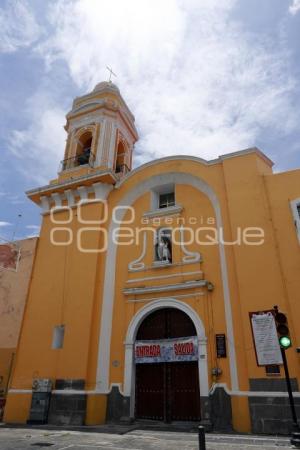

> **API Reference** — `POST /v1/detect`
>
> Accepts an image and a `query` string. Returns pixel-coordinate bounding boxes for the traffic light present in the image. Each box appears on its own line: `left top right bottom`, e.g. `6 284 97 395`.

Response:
274 306 292 349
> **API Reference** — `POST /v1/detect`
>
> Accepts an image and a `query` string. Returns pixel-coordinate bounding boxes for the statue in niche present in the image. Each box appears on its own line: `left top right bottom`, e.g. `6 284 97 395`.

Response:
155 231 172 263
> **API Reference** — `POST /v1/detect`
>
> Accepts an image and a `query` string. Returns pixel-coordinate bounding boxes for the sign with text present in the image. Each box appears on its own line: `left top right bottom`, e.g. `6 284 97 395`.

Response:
135 336 198 364
249 310 283 366
216 334 227 358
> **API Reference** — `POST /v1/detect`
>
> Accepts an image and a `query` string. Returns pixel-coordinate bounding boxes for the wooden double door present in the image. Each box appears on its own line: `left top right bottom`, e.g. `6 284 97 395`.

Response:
135 308 201 422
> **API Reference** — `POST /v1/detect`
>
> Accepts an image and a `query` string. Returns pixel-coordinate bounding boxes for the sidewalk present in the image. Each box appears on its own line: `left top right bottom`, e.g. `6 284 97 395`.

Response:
0 423 294 450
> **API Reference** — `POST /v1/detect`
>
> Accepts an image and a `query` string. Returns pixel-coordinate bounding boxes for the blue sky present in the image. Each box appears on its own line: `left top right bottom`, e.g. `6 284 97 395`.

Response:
0 0 300 241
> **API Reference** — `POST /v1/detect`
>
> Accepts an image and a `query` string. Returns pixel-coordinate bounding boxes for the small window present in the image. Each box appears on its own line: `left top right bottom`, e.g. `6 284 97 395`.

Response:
155 228 172 263
159 192 175 209
265 365 280 376
52 325 65 349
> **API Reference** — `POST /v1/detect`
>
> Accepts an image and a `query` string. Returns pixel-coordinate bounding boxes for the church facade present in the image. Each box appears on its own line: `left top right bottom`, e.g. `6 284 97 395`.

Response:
4 82 300 433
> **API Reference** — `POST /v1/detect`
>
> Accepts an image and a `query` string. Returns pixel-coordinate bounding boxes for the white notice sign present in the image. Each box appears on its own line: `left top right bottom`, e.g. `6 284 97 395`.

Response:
251 311 283 366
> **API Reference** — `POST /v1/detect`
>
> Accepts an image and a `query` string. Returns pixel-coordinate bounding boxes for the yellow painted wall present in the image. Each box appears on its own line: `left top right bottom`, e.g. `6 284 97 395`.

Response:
5 151 300 431
86 394 107 425
4 393 31 424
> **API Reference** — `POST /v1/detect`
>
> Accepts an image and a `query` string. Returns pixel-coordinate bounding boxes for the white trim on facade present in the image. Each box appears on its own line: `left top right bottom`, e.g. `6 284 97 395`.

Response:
116 149 273 190
95 171 239 395
128 232 147 271
64 189 75 207
126 292 205 303
92 182 113 200
51 192 62 208
77 186 88 201
180 225 202 263
9 386 300 398
143 204 183 219
40 196 50 212
123 298 209 417
128 260 204 273
126 270 203 284
123 280 207 296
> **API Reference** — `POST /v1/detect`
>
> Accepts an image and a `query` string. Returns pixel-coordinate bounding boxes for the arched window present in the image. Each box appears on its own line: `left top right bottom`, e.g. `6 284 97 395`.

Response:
75 131 93 166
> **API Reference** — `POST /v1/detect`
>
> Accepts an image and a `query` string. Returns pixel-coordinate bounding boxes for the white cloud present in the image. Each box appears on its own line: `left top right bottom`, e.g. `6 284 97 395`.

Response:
289 0 300 15
33 0 297 168
8 0 299 183
0 0 41 53
26 225 40 230
25 225 40 237
0 221 11 227
9 91 66 184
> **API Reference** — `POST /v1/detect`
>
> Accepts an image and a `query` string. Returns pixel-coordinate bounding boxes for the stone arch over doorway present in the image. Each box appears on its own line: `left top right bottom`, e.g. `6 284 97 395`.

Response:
123 299 209 419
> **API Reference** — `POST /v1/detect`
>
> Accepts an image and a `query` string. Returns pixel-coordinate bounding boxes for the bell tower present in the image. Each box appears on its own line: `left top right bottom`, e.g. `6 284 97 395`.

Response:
59 81 138 180
27 82 138 211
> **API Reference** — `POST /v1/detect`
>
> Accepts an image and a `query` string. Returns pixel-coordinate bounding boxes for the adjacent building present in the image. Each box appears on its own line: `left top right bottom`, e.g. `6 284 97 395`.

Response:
0 237 38 418
4 82 300 433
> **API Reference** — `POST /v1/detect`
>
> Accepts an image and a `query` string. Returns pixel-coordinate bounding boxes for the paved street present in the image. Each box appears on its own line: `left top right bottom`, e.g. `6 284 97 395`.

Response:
0 426 294 450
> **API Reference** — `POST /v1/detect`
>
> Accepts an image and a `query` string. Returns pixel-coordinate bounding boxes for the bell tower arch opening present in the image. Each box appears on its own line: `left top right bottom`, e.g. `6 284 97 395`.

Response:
115 140 128 175
75 130 93 166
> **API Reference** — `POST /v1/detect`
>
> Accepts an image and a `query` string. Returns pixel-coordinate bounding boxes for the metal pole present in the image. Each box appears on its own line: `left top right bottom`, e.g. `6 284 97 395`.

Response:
281 348 300 448
281 348 298 425
198 425 206 450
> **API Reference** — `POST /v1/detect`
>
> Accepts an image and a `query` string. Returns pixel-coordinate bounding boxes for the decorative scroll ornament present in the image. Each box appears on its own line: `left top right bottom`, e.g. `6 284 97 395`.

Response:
128 231 147 271
180 225 201 263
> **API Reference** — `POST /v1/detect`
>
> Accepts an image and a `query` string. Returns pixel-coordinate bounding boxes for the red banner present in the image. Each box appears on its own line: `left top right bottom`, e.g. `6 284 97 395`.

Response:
135 336 198 364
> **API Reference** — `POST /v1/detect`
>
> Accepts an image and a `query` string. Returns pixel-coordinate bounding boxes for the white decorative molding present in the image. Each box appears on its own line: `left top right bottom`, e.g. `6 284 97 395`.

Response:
209 382 300 398
128 232 147 271
92 182 113 200
116 149 273 189
180 225 202 263
126 291 205 303
96 118 106 166
108 122 117 169
128 260 202 273
123 280 206 296
123 298 209 414
143 204 183 219
96 171 239 395
65 189 75 206
8 385 300 398
51 192 62 207
77 186 88 201
40 196 50 212
126 270 203 284
152 260 172 268
26 170 117 198
290 197 300 244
